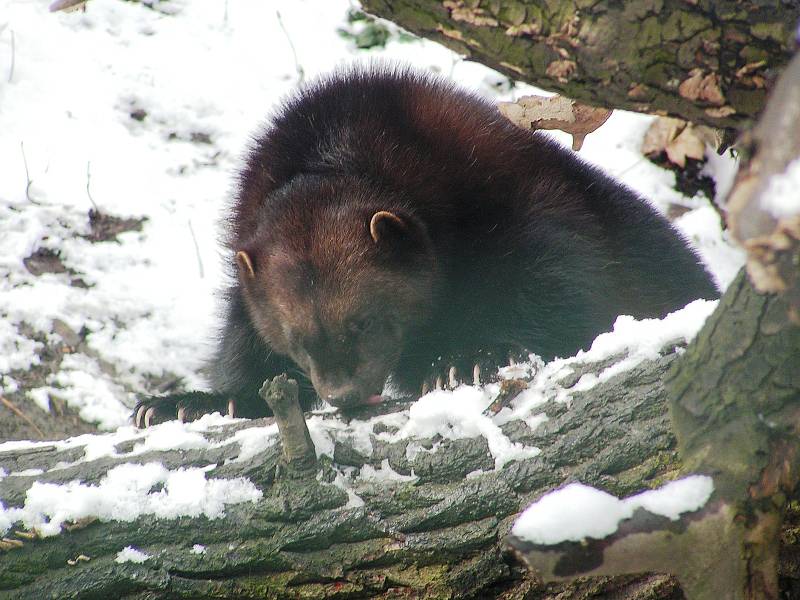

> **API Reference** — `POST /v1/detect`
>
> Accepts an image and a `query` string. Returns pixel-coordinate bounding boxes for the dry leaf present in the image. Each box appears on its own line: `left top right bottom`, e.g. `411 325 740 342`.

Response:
642 117 685 157
444 1 499 27
627 83 650 100
506 23 540 37
545 60 577 83
665 127 706 167
678 69 725 105
642 117 723 167
498 95 612 151
705 106 737 118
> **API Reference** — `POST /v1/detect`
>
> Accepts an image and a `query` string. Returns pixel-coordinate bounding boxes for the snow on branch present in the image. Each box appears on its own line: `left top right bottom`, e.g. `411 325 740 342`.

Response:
507 269 800 599
0 302 718 597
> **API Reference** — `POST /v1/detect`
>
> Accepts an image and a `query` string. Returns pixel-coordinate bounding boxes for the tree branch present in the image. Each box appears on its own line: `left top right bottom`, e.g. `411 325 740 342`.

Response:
362 0 798 130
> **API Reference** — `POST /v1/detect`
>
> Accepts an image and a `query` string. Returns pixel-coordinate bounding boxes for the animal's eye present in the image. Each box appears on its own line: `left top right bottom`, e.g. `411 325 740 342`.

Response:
347 317 375 336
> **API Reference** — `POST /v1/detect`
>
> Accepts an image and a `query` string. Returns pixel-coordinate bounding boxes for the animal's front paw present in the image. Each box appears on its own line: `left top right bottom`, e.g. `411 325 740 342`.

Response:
132 392 235 428
419 351 529 396
420 359 497 395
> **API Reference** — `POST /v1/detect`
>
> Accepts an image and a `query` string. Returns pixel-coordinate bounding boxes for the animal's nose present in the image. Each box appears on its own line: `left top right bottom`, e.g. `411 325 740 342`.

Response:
314 381 361 408
325 391 362 408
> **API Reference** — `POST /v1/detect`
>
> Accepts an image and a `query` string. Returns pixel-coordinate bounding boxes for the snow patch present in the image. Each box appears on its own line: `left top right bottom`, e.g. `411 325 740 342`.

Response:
398 386 540 469
510 299 717 418
223 423 279 463
761 158 800 219
512 475 714 545
329 469 365 508
0 462 262 537
129 420 210 454
190 544 206 555
359 459 417 484
0 320 42 373
115 546 151 564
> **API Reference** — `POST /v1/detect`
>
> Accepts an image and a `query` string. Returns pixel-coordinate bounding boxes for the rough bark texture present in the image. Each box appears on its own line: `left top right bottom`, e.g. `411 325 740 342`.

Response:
508 271 800 599
667 257 800 600
361 0 798 130
0 347 689 599
1 308 798 598
727 51 800 317
668 273 800 502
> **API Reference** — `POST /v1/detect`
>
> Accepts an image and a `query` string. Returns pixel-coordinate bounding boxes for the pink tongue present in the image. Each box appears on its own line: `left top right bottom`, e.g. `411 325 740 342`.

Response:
364 394 384 405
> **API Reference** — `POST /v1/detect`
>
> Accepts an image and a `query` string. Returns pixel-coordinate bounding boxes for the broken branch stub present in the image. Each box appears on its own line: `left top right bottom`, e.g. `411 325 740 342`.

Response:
258 374 317 472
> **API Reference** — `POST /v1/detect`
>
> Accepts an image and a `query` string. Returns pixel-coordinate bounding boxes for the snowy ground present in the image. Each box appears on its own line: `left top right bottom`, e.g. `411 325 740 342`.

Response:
0 0 744 438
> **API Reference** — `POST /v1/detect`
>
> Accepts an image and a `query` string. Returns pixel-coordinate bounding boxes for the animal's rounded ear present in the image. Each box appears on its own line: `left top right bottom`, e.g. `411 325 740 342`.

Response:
235 250 256 279
370 211 407 245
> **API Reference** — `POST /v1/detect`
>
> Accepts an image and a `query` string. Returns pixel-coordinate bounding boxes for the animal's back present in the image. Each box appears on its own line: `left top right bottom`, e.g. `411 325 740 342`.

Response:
231 66 717 347
231 67 544 247
134 65 718 429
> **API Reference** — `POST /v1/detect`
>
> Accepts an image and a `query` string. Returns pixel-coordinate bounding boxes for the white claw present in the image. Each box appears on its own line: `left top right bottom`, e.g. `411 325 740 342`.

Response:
135 405 146 428
177 406 186 423
448 366 457 389
144 407 155 428
421 381 430 395
473 364 481 385
435 375 443 390
227 399 235 418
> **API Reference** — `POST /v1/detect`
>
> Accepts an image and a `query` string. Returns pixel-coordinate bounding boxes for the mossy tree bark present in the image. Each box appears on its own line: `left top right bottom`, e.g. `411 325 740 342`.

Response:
503 47 800 600
668 278 800 599
0 351 707 598
1 279 799 599
508 271 800 599
3 5 799 599
362 0 798 130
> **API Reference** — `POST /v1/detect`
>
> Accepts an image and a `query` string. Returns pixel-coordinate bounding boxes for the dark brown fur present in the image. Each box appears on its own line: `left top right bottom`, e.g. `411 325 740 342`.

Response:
134 65 718 425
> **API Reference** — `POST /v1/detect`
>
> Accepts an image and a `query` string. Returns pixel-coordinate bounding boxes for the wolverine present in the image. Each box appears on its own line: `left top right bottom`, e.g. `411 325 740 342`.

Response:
134 65 717 427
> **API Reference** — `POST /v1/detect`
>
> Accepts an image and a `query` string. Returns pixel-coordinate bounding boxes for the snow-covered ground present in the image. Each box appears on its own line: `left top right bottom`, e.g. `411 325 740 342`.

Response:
0 0 744 435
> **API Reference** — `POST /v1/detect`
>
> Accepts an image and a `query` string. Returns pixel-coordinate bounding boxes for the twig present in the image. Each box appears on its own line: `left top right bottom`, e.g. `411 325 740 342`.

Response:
20 142 41 205
8 29 14 84
0 395 45 439
85 162 99 212
613 156 647 179
187 219 204 279
275 11 304 83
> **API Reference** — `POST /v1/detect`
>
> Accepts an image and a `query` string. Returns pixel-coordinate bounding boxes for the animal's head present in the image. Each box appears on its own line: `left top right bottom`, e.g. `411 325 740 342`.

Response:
235 177 437 408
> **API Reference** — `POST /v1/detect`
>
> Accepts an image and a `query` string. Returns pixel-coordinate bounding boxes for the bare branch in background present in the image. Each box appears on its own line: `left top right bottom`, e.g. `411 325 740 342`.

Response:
20 142 41 205
187 219 204 279
7 29 14 84
85 162 99 212
276 10 304 84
